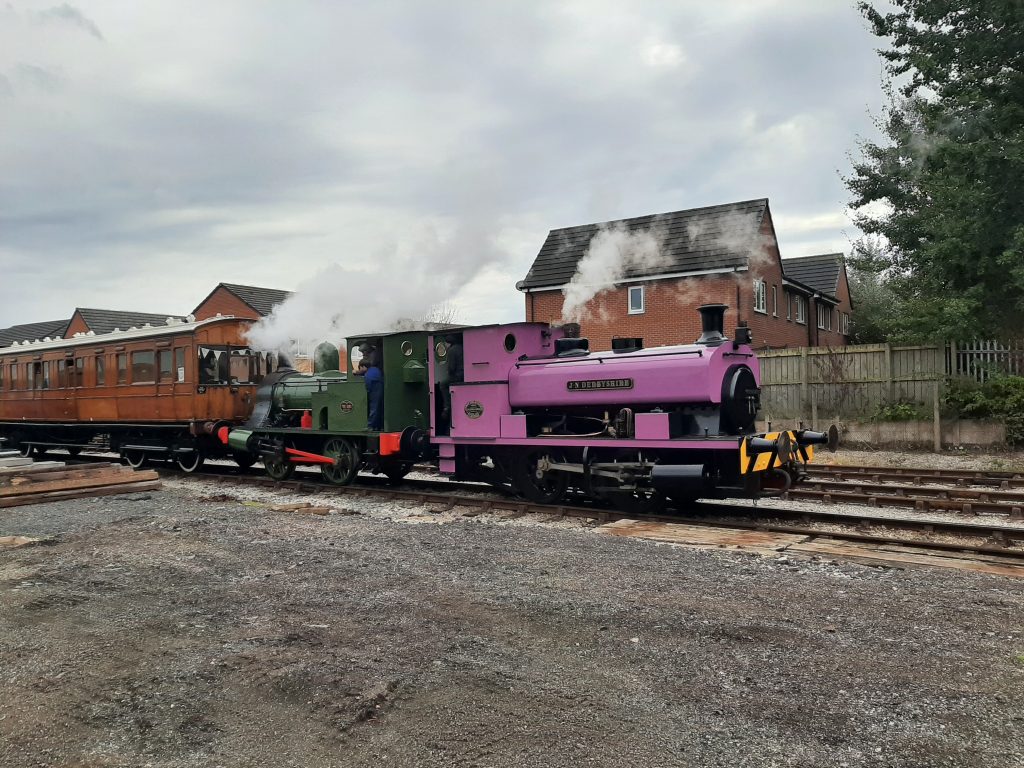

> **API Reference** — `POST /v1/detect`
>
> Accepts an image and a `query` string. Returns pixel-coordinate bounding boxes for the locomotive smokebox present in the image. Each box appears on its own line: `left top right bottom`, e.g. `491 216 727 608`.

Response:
696 304 728 346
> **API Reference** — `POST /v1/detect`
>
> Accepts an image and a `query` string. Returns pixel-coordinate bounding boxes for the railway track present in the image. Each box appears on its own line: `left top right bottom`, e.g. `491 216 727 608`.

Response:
154 463 1024 579
807 463 1024 489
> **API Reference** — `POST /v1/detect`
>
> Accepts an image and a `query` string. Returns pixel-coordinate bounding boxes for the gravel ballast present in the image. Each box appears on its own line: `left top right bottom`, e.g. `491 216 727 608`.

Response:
1 485 1023 768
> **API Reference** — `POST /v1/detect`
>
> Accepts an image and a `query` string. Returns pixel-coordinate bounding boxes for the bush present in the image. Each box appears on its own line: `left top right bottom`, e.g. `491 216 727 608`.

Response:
943 376 1024 445
872 400 929 422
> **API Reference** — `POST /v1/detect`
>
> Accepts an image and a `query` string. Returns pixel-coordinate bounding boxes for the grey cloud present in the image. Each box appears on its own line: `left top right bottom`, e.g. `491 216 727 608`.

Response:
13 63 63 92
35 3 103 40
0 72 12 98
0 1 885 327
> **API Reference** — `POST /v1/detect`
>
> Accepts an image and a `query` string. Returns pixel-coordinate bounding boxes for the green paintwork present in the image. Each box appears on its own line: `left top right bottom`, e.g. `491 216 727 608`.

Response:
311 381 367 432
345 330 433 433
226 428 253 453
273 370 345 412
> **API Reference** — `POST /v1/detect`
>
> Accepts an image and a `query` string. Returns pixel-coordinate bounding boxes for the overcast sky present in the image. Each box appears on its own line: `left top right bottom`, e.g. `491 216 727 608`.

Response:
0 1 888 329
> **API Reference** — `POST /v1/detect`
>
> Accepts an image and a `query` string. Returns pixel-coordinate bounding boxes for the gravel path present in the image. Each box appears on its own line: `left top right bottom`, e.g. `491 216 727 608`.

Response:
1 486 1023 768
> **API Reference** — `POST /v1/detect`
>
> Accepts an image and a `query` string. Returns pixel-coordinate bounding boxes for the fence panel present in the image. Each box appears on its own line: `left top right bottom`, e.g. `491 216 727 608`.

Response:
759 343 945 422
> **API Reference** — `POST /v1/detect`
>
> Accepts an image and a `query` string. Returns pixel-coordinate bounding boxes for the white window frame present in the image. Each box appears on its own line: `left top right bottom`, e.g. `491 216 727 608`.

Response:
772 285 778 317
795 296 806 324
842 312 850 335
627 285 645 315
753 279 767 314
786 291 792 321
817 303 828 330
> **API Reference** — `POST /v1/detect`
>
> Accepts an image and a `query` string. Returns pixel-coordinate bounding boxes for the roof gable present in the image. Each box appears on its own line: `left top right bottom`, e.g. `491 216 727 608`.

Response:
782 253 843 297
221 283 292 316
73 308 186 336
519 198 771 290
0 318 70 348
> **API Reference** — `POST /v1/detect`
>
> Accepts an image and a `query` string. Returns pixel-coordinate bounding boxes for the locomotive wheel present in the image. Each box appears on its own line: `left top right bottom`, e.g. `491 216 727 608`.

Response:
264 454 295 481
124 450 147 469
668 493 698 512
233 452 258 470
175 450 205 473
510 450 569 504
382 462 413 484
321 438 360 486
587 452 666 515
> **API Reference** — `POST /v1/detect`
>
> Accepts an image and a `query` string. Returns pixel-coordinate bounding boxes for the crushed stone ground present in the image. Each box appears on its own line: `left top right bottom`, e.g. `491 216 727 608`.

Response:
1 483 1023 768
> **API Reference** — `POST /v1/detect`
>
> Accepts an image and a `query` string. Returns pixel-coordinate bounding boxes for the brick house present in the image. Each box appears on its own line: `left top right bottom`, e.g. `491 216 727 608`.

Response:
780 253 852 347
0 319 70 348
64 308 186 337
193 282 345 373
191 283 292 323
517 198 852 351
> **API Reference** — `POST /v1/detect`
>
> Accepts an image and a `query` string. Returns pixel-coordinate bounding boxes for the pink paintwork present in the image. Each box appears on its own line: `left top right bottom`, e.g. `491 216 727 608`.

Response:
461 323 563 383
508 343 760 408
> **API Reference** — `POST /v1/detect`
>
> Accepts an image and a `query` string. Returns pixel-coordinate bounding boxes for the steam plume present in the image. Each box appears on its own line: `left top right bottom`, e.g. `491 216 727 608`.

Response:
560 223 669 322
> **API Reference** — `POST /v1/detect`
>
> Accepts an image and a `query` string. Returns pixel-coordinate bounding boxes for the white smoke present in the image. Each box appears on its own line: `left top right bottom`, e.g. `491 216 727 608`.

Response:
245 220 497 359
560 223 669 323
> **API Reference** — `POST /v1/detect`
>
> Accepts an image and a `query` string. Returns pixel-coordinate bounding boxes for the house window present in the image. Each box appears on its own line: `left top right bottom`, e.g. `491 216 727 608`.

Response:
817 304 827 330
795 296 806 324
786 292 792 321
753 280 767 314
842 312 850 335
772 285 778 317
628 285 645 315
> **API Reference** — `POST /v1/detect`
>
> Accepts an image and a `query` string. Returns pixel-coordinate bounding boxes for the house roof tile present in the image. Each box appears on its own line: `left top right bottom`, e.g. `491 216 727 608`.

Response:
518 198 770 290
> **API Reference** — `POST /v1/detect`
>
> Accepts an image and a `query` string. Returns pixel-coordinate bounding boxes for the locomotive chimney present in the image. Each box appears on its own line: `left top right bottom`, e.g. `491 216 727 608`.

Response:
696 304 728 346
560 322 581 339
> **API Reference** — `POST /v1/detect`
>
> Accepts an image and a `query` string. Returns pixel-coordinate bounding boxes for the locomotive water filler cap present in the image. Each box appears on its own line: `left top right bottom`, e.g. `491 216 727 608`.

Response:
696 304 728 346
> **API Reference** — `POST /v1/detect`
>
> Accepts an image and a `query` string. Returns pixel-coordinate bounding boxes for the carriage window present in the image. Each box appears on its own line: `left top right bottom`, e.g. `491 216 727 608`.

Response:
117 353 128 384
37 362 48 390
95 356 106 386
56 359 68 388
131 351 156 383
8 364 15 390
158 350 173 382
74 358 84 387
229 350 254 384
198 347 229 385
174 347 186 383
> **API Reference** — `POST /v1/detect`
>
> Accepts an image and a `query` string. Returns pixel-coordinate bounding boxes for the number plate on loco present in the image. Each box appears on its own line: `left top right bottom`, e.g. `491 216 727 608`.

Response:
566 378 633 391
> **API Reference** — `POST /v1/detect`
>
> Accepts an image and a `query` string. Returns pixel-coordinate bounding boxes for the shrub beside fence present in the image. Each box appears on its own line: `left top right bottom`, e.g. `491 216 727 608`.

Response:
757 339 1024 448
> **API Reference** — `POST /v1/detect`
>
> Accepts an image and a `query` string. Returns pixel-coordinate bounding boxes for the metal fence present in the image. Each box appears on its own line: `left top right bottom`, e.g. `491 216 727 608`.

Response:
758 339 1023 422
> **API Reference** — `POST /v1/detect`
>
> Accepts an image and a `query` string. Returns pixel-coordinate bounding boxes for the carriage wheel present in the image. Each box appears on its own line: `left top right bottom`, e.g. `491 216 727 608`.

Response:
321 438 360 486
124 449 148 469
510 450 569 504
66 447 82 458
175 450 205 473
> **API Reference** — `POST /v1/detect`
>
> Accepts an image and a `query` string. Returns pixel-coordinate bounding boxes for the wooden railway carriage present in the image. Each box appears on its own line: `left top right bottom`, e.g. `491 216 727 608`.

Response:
0 316 272 470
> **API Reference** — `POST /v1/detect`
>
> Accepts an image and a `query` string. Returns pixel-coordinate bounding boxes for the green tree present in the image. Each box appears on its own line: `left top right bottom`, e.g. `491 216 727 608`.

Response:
846 1 1024 341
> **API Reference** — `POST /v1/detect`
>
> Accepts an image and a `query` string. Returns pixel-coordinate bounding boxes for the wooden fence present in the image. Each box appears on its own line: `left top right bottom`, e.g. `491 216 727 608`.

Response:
758 339 1023 422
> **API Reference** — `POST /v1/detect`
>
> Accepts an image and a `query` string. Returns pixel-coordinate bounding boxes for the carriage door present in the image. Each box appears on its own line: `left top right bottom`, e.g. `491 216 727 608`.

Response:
155 345 175 419
171 345 190 421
